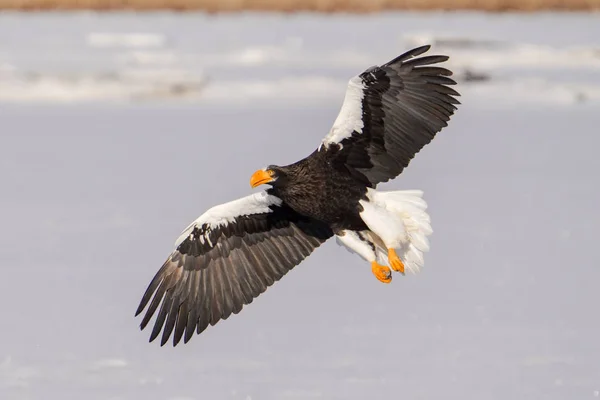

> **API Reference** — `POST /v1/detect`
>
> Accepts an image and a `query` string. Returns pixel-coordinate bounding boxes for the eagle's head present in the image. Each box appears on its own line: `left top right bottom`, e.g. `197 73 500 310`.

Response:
250 165 288 188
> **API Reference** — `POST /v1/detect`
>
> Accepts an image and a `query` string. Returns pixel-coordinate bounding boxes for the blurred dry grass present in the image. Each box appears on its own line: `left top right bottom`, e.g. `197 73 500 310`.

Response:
1 0 599 11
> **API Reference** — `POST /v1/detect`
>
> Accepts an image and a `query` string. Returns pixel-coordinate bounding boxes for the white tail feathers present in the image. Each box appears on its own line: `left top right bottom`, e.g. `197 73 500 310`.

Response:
368 189 433 274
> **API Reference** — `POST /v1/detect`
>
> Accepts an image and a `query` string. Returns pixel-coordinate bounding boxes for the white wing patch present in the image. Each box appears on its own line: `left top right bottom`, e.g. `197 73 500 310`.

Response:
174 191 282 248
320 75 365 149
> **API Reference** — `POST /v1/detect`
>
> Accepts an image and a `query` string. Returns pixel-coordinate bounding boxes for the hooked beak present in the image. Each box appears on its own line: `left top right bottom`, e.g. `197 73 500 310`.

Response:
250 169 275 188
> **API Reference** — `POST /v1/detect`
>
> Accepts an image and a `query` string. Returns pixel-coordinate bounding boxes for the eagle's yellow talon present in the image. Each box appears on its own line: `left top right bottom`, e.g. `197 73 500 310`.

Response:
371 261 392 284
388 248 405 274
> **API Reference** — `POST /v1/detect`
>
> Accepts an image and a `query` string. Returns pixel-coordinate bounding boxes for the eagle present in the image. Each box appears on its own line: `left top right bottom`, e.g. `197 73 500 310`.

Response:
135 45 460 346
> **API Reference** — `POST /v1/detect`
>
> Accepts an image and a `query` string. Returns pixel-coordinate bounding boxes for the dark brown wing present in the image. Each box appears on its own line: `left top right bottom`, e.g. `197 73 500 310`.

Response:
320 45 460 186
135 192 333 346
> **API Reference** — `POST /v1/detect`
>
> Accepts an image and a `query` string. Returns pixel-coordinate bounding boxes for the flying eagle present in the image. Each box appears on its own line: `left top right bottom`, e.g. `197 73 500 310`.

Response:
135 45 460 346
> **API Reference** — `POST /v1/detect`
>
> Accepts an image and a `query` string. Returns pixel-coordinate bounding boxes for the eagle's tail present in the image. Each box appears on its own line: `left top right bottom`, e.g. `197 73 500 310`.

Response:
369 190 433 274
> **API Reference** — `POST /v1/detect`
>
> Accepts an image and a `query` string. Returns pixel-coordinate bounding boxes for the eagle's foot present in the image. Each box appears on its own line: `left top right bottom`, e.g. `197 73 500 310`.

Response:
388 248 405 274
371 261 392 284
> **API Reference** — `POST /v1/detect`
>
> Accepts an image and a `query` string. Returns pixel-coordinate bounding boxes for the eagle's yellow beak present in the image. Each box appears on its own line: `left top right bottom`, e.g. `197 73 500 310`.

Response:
250 169 275 188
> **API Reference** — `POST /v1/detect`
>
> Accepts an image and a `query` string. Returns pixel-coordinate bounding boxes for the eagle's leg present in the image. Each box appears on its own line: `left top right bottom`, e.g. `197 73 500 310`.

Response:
334 229 392 284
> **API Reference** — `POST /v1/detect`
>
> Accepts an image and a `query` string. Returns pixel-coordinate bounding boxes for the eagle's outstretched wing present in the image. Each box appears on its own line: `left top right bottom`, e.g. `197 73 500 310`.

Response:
320 45 460 186
135 191 333 346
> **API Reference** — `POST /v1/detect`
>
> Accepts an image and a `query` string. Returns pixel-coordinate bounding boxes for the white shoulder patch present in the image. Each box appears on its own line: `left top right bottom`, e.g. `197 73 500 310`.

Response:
320 75 365 149
173 191 282 248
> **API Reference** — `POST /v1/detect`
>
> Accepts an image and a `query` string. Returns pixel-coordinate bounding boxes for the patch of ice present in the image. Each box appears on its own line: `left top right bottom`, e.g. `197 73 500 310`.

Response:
449 44 600 72
139 376 164 385
87 33 166 48
404 33 600 72
236 47 279 66
190 45 371 70
124 51 179 66
403 32 509 50
198 76 345 105
0 70 207 103
89 358 128 371
461 78 600 106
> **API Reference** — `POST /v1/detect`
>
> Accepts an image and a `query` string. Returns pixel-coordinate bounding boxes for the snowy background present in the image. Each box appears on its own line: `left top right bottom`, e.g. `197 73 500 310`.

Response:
1 11 599 400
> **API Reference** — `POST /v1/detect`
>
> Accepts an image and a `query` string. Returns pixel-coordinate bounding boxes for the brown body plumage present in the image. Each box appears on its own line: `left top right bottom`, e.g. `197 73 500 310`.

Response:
267 149 370 232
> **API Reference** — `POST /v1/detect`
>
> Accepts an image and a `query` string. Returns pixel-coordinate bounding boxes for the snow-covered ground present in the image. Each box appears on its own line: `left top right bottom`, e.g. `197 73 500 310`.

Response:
0 12 600 105
1 11 599 400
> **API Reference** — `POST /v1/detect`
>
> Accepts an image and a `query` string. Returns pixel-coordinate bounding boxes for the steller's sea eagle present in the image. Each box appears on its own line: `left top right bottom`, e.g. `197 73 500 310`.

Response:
135 45 460 346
